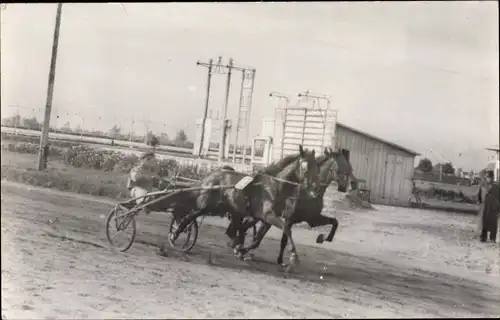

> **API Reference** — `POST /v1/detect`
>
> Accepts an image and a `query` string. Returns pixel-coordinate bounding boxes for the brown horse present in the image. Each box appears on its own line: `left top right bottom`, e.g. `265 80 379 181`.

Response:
170 145 320 270
275 147 352 265
234 147 353 266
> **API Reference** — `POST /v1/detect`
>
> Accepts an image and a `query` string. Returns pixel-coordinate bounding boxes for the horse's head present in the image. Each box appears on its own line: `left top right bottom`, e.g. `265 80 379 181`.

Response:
317 147 354 189
296 145 320 198
317 147 339 187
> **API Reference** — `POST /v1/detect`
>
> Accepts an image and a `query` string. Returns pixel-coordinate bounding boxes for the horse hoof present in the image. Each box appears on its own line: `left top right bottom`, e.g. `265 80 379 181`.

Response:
284 263 295 273
243 252 254 261
235 251 245 260
316 234 325 244
169 233 177 242
156 249 168 257
290 253 299 265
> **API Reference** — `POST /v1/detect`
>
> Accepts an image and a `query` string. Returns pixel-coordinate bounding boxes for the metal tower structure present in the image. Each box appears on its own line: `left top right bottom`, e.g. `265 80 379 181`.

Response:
232 68 256 164
196 57 256 163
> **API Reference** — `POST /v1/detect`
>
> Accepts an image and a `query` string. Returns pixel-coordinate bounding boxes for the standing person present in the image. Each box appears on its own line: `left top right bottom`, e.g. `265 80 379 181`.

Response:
409 177 423 207
477 170 500 243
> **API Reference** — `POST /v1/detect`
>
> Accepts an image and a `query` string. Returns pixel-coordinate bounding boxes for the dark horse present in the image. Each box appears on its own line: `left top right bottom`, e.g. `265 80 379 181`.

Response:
232 147 353 266
170 145 320 270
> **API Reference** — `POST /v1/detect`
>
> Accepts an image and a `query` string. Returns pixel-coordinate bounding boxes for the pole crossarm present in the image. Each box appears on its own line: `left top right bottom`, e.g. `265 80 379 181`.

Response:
269 92 291 103
297 91 331 102
196 60 254 73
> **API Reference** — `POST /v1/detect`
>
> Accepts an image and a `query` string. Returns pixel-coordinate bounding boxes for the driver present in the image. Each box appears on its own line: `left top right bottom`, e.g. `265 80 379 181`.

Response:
127 135 163 214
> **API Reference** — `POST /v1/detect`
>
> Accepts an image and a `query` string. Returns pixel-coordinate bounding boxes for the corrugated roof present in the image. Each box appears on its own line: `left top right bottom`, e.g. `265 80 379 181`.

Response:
336 122 421 156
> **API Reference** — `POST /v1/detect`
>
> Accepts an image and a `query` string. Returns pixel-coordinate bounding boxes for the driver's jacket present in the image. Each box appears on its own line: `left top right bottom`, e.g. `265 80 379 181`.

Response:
127 157 160 191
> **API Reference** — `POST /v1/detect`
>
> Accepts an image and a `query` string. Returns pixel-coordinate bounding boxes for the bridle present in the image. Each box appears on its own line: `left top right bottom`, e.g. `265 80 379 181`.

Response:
317 155 338 187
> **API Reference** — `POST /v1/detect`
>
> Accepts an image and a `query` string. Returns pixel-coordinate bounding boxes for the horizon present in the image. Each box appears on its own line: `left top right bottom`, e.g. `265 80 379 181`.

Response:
1 2 498 171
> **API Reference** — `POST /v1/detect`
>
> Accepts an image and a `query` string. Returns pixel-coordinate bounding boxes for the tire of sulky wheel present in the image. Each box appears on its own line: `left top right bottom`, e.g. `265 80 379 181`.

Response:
105 207 137 252
167 216 199 253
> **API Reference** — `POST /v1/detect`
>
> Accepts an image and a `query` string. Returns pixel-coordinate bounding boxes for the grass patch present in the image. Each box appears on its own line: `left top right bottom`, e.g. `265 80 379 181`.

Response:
1 137 208 177
1 151 130 199
0 135 210 200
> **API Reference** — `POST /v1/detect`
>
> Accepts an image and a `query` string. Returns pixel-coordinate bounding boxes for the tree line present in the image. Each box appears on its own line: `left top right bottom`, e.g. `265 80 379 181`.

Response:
414 157 483 186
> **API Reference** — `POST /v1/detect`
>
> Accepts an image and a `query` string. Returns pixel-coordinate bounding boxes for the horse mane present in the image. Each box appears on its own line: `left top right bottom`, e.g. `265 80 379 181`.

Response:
260 153 300 176
315 154 329 167
221 165 235 171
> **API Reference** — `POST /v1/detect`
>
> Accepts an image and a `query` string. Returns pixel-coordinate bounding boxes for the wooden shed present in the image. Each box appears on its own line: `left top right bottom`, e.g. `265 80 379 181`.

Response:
334 122 420 206
257 114 419 206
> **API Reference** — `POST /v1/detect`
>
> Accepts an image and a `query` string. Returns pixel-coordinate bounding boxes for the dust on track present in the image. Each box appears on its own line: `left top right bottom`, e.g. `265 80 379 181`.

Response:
1 181 499 319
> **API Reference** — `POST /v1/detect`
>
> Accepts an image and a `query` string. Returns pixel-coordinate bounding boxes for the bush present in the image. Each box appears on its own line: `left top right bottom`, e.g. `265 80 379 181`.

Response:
157 159 178 177
101 152 122 172
4 138 208 181
64 145 104 169
114 154 139 173
2 142 65 157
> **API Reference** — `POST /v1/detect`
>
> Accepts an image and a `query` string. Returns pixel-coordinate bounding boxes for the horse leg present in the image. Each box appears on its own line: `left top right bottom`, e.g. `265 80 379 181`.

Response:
225 218 240 248
277 232 288 265
234 218 257 248
253 209 300 272
281 219 300 272
236 222 271 260
227 215 246 254
170 208 206 241
308 216 339 243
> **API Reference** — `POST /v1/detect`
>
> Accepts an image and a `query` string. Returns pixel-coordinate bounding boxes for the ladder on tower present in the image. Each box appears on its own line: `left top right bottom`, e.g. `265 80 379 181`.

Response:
232 69 256 164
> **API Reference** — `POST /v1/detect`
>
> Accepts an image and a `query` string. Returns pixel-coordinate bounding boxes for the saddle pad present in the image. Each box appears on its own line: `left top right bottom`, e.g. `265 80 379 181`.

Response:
235 176 254 190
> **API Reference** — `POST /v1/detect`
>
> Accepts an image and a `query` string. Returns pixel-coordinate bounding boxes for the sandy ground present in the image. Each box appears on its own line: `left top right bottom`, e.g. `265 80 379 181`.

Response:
1 180 499 319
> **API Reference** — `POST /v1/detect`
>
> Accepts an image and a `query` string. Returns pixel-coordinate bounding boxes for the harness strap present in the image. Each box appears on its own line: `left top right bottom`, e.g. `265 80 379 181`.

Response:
260 174 301 187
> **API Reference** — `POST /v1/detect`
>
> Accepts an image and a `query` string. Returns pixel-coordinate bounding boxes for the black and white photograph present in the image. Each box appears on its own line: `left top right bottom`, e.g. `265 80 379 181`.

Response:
1 2 499 318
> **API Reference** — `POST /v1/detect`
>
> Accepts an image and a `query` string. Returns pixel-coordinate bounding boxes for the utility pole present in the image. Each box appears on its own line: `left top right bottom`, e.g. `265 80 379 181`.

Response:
143 118 151 145
10 105 20 135
37 3 62 171
77 114 84 141
219 58 233 161
196 59 214 157
129 119 134 143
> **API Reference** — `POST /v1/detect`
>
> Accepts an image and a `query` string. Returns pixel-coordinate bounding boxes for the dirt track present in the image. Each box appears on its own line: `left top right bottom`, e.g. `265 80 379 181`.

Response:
1 180 499 319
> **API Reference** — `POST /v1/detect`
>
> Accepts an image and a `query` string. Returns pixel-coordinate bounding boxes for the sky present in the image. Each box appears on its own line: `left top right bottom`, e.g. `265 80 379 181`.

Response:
1 2 498 171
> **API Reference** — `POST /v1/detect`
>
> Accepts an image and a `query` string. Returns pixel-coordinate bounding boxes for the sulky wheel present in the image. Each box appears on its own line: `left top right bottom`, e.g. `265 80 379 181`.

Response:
168 215 199 253
105 205 137 252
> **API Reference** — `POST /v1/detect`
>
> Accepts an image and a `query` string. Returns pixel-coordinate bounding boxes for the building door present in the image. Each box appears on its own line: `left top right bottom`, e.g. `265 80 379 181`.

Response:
383 154 405 204
392 155 404 202
383 154 396 204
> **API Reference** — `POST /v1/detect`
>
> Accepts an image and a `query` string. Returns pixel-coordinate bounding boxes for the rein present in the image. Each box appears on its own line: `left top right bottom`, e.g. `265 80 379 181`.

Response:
261 174 301 187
